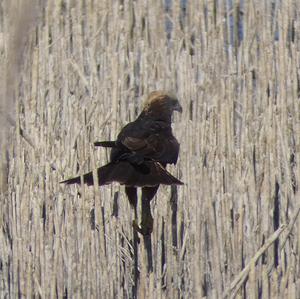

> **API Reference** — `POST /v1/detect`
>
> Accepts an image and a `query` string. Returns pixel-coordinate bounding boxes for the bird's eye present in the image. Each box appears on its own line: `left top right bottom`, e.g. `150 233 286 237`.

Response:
171 99 177 105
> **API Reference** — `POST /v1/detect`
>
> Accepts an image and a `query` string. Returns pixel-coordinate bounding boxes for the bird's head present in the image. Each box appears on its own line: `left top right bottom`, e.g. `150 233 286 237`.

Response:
142 91 182 122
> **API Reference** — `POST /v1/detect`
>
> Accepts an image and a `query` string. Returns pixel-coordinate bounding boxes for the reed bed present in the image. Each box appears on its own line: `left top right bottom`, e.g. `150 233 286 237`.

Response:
0 0 300 298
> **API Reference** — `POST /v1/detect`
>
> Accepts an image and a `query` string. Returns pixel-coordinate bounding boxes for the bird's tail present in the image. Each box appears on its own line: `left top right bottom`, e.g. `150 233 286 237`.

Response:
60 171 94 185
94 141 116 147
60 161 183 187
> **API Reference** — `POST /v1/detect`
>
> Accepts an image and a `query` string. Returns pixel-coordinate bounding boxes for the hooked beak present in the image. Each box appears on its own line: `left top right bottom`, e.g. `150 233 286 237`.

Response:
174 102 183 113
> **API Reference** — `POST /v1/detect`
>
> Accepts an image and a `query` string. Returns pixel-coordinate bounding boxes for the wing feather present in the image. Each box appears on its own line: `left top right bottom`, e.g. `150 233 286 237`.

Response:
61 161 183 187
118 119 179 164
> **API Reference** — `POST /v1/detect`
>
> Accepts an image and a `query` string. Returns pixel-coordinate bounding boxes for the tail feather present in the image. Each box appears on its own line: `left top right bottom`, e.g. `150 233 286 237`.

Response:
60 161 183 187
94 141 116 147
60 171 94 185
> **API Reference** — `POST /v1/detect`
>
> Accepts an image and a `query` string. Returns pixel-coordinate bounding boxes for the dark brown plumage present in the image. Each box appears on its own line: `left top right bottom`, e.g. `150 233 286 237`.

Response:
61 91 183 235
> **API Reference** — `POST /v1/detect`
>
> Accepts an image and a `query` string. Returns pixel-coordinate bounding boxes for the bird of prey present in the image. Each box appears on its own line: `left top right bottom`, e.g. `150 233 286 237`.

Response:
61 91 183 235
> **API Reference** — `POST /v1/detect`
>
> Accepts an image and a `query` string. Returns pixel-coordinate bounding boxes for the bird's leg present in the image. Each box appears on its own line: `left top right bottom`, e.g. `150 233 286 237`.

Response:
139 186 159 236
140 198 154 235
125 187 140 233
125 186 137 226
126 186 159 236
139 186 159 272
